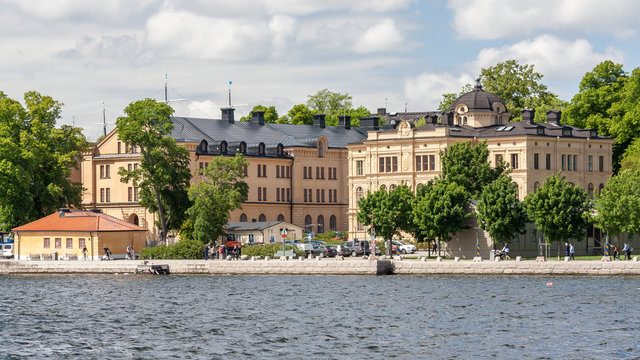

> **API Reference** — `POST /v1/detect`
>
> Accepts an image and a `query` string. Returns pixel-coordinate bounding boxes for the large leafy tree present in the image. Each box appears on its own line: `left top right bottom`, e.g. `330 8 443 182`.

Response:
595 168 640 240
620 138 640 172
116 99 192 244
440 140 507 198
413 179 470 247
240 105 278 123
524 174 591 247
356 184 414 256
278 104 314 125
307 89 355 126
0 91 88 231
439 60 565 122
476 175 527 245
187 154 249 244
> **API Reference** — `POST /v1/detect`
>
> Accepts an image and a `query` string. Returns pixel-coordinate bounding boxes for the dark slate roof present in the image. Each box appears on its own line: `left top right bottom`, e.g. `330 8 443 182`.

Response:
450 84 504 112
437 121 607 140
226 221 287 231
169 116 368 156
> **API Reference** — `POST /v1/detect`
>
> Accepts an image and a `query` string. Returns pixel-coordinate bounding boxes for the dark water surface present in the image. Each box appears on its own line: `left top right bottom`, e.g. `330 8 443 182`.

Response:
1 274 639 359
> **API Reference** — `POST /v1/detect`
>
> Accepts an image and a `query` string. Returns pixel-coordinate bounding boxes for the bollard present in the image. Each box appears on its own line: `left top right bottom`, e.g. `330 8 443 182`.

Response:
454 257 460 262
421 257 427 262
436 256 442 262
476 244 480 258
516 256 522 262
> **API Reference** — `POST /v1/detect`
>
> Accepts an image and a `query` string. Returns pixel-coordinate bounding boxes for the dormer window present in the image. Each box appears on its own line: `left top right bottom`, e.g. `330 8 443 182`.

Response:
562 128 572 137
220 141 227 154
199 140 208 153
258 142 265 155
590 129 597 138
277 143 284 156
239 142 246 154
537 127 545 135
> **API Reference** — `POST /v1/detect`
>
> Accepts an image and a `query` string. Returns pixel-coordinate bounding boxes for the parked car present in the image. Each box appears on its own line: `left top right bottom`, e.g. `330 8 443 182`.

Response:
344 240 379 257
319 245 337 258
2 242 15 259
335 244 351 257
393 241 417 254
310 240 325 246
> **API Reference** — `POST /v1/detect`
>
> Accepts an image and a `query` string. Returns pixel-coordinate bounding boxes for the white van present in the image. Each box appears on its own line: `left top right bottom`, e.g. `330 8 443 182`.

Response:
2 243 15 259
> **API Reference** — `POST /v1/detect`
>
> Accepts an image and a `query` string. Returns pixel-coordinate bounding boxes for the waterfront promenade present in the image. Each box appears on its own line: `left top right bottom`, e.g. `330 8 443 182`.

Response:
2 257 640 275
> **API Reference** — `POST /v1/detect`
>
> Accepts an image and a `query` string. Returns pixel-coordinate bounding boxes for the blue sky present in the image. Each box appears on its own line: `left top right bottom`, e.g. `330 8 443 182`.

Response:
1 0 638 141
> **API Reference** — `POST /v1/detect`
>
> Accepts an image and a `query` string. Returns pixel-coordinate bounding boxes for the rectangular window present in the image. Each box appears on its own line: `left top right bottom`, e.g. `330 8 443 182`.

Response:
357 160 364 175
128 187 133 202
392 157 398 172
44 238 50 248
309 189 312 202
199 162 204 170
328 167 331 179
258 164 262 177
333 189 337 203
100 165 104 178
263 187 267 201
562 154 566 170
429 155 435 170
534 153 539 170
66 238 73 249
134 163 139 170
134 188 139 201
118 142 121 154
588 155 593 172
286 166 290 178
510 154 519 169
321 167 325 179
304 189 307 202
385 157 391 172
276 188 280 201
105 165 110 178
415 156 421 171
55 238 62 249
546 154 551 170
333 167 337 179
128 163 133 172
423 156 428 171
379 157 384 172
105 188 110 203
599 156 604 172
495 154 502 167
100 188 105 203
276 165 280 178
258 187 262 201
286 188 290 202
321 189 325 203
329 189 332 203
316 189 320 202
573 155 578 171
567 154 572 171
78 238 85 249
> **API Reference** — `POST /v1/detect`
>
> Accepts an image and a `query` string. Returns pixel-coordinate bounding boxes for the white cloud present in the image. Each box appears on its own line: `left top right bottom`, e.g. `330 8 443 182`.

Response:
473 34 624 80
355 18 404 54
404 72 474 110
448 0 640 39
4 0 159 22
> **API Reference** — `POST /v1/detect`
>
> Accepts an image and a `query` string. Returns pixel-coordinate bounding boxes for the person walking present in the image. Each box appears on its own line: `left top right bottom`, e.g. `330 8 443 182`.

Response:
82 245 88 260
569 243 575 260
501 243 510 259
565 242 570 258
126 245 133 260
103 247 111 260
204 243 209 260
613 244 619 260
623 242 631 260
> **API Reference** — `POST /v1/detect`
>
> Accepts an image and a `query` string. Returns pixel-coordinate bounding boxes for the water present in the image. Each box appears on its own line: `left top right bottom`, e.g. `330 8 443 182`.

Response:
1 274 639 359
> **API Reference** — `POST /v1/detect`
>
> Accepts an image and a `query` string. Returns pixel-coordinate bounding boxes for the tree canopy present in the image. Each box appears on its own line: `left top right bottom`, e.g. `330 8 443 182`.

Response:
356 184 414 255
595 168 640 238
524 174 591 244
116 98 192 244
278 104 314 125
440 140 507 198
439 60 565 122
0 91 88 231
240 105 278 123
187 154 249 244
476 175 527 244
412 179 470 243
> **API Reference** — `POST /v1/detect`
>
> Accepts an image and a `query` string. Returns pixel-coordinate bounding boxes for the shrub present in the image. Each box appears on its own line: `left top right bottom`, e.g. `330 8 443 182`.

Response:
241 244 305 258
141 239 205 259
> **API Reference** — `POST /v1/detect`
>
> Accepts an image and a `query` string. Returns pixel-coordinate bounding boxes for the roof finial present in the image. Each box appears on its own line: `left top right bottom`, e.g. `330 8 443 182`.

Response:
475 77 482 89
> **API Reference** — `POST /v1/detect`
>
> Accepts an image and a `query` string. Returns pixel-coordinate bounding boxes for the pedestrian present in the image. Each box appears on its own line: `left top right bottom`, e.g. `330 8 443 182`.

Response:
501 243 511 259
209 244 216 260
432 242 437 254
613 244 619 260
565 242 570 258
623 242 631 260
569 243 575 260
218 244 224 259
103 247 111 260
82 245 88 260
126 245 133 260
204 243 209 260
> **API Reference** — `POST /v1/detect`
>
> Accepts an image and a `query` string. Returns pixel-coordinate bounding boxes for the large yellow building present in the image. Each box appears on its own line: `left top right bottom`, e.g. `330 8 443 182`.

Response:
80 110 370 241
347 84 614 257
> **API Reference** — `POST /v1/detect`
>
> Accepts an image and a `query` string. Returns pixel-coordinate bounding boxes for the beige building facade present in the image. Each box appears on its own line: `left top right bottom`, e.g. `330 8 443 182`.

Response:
347 84 614 257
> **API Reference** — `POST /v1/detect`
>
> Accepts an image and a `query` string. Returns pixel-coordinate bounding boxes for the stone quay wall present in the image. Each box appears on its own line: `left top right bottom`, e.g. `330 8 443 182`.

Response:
1 258 640 276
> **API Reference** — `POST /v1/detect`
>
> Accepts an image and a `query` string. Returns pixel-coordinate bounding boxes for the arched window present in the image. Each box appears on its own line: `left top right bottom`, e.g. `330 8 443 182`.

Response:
199 140 208 153
463 116 467 125
277 214 285 222
329 215 337 231
128 213 139 226
588 183 594 198
494 116 500 125
389 184 396 190
240 213 247 222
317 215 325 233
357 221 364 231
258 142 265 155
534 181 540 193
599 183 604 195
220 140 227 154
305 215 313 233
380 184 386 191
258 214 266 222
318 138 326 158
277 143 284 156
239 142 246 154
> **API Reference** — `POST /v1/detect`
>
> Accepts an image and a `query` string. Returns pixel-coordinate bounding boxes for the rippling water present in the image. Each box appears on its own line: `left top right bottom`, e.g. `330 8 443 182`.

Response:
1 274 639 359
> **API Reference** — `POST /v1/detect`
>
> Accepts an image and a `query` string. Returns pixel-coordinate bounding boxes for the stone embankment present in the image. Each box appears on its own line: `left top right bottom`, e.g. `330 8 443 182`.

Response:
1 258 640 276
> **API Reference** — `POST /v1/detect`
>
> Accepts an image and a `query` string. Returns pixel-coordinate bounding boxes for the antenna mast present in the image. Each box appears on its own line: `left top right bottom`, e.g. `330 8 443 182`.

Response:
164 73 168 103
228 81 232 107
102 101 106 137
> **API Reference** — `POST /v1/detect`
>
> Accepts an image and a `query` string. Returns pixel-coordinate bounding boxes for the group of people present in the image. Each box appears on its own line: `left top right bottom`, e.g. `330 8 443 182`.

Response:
100 246 135 260
609 242 632 260
204 243 241 260
564 243 576 260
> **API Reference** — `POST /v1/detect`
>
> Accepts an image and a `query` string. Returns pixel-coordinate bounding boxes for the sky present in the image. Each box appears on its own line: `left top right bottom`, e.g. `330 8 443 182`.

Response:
1 0 639 141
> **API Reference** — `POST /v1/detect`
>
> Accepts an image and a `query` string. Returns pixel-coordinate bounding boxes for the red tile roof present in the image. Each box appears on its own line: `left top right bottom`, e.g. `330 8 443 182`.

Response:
12 210 147 232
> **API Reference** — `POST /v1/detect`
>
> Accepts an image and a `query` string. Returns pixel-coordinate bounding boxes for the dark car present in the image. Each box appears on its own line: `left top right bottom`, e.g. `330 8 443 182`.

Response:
335 244 351 257
344 240 380 257
314 245 337 258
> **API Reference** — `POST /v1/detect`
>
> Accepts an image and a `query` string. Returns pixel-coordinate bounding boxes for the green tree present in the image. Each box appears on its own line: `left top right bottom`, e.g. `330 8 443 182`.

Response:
440 140 507 198
307 89 354 126
439 60 565 122
116 99 192 244
356 184 414 256
0 91 88 231
240 105 279 123
476 175 527 245
595 168 640 239
620 138 640 172
413 179 470 248
281 104 314 125
187 154 249 244
524 174 591 248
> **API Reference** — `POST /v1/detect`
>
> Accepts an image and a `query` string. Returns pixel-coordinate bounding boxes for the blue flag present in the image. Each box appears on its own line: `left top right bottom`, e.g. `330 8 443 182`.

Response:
229 80 232 85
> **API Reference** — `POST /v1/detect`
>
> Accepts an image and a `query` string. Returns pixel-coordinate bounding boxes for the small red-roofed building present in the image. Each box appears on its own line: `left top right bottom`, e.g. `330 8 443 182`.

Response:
12 208 147 260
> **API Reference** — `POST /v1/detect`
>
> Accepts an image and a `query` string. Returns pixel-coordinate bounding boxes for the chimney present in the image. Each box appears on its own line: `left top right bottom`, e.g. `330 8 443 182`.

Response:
546 110 561 126
338 115 351 129
429 115 439 124
521 108 535 124
442 111 454 125
377 108 386 116
58 208 71 217
359 116 380 131
313 114 326 128
221 107 235 123
251 110 265 125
